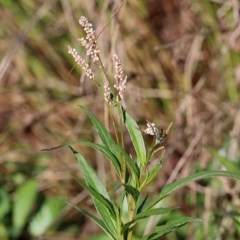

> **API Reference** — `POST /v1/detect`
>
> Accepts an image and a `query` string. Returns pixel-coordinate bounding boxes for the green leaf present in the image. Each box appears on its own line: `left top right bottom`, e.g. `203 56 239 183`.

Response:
70 147 117 236
123 108 146 166
75 141 122 177
76 178 118 236
76 178 117 219
68 201 115 240
69 146 110 200
142 217 202 240
0 188 10 220
147 170 240 209
79 106 117 152
29 197 65 236
122 208 173 233
136 207 173 220
114 144 139 180
137 195 149 214
12 179 38 237
140 162 162 189
88 234 112 240
210 149 240 174
48 140 139 183
72 106 140 181
123 184 140 202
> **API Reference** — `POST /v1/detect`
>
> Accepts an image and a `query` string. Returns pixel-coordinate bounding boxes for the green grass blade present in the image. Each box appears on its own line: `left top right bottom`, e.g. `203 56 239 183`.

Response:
148 170 240 209
142 217 202 240
123 108 146 166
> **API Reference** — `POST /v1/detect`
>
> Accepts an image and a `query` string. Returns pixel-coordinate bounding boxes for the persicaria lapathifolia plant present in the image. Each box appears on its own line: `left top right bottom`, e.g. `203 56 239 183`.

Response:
63 16 240 240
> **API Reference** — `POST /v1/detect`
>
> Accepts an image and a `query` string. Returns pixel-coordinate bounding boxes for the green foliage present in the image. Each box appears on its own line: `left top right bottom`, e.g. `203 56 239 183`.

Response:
0 179 66 240
29 197 65 236
151 170 240 208
2 1 240 239
0 189 10 221
123 108 147 167
209 148 240 174
141 217 202 240
70 146 118 239
68 107 240 240
79 105 140 183
12 180 38 237
64 11 240 237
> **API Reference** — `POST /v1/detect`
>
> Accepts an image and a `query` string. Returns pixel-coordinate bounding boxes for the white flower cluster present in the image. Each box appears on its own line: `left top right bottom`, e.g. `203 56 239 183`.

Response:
143 121 167 144
144 121 158 136
104 82 111 103
68 46 95 80
78 16 100 63
113 54 127 101
103 54 128 104
68 16 100 80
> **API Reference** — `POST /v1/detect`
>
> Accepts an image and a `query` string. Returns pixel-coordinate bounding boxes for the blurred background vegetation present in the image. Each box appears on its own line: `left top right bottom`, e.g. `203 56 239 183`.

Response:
0 0 240 239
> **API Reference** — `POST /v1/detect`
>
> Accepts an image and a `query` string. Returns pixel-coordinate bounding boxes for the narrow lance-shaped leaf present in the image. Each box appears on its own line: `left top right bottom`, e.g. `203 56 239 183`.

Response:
209 149 240 174
69 146 109 199
50 141 139 183
67 200 116 240
122 207 173 233
146 170 240 210
137 195 149 214
76 178 117 220
142 217 202 240
76 179 117 236
122 108 146 166
79 106 117 151
123 184 140 202
140 162 162 190
72 141 122 177
135 207 173 221
29 197 65 237
13 180 38 237
69 146 117 235
43 140 122 178
80 179 118 236
79 106 139 181
115 144 140 181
